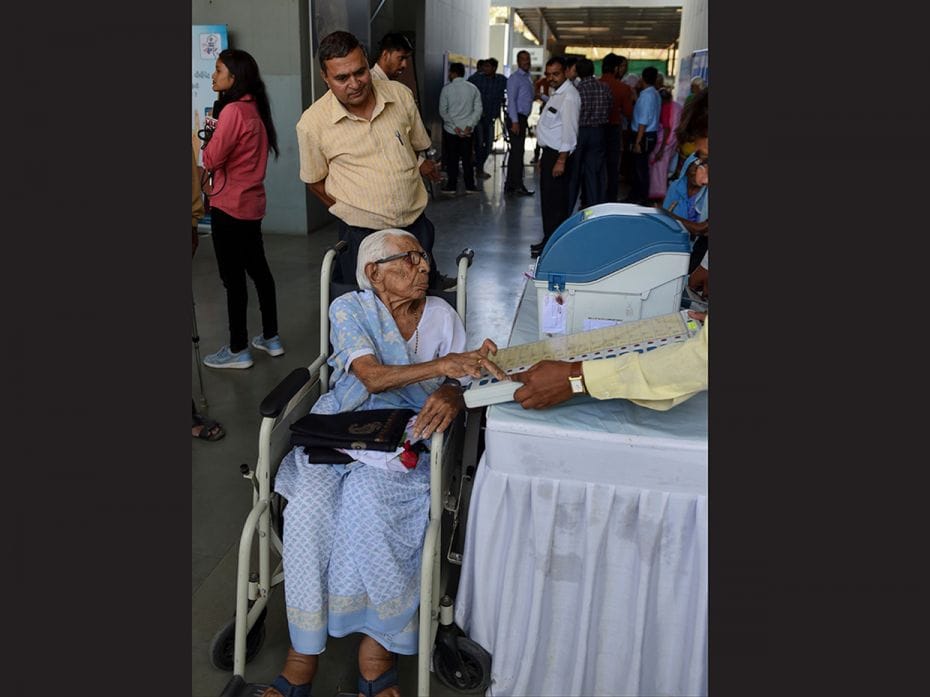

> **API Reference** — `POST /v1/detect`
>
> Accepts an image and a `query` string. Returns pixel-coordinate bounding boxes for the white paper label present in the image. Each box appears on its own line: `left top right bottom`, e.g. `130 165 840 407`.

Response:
582 317 622 331
542 292 567 334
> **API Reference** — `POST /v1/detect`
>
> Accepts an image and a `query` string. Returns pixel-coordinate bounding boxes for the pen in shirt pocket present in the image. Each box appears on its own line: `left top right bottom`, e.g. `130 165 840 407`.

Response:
395 130 404 145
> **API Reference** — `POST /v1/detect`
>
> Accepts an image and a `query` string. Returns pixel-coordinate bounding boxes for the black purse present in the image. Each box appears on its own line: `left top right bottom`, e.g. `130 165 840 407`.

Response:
289 408 416 460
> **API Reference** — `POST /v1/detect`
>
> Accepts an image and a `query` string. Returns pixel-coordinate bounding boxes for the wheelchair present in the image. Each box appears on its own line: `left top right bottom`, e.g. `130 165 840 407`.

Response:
214 241 492 697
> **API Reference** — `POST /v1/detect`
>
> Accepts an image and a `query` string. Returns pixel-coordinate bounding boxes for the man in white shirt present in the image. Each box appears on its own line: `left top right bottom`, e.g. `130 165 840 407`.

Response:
530 56 580 258
438 62 483 194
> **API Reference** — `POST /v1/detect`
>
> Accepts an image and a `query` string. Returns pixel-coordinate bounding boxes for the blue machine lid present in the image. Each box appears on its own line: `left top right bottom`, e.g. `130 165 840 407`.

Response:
536 203 691 286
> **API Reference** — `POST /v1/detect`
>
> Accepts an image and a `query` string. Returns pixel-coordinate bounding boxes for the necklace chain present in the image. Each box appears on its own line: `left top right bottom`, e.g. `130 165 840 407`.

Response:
412 301 422 354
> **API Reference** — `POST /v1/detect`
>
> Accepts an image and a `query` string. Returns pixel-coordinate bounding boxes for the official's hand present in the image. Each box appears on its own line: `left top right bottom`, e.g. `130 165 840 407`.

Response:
687 309 707 322
512 360 578 409
413 384 464 439
553 159 566 177
510 121 520 135
688 265 709 299
633 142 642 154
419 158 442 182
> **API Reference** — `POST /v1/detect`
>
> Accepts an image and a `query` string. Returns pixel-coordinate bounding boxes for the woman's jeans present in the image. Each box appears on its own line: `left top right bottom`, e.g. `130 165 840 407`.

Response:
210 207 279 353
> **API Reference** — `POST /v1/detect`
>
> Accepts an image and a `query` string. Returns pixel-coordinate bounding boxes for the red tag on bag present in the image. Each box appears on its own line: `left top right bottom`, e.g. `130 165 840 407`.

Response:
400 440 418 469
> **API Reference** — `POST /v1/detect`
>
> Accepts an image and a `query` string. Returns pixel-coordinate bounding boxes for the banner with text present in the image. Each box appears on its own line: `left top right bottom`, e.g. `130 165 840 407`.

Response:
192 25 228 166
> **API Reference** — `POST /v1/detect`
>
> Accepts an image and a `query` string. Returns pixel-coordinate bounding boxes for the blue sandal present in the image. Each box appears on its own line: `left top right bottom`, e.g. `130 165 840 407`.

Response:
265 674 312 697
358 664 398 697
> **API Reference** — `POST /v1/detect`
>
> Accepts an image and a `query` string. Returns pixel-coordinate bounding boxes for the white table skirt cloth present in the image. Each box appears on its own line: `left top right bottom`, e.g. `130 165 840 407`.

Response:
453 281 707 696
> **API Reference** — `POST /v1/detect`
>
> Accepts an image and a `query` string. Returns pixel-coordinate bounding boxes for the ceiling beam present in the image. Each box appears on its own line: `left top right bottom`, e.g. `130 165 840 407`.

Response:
504 0 683 9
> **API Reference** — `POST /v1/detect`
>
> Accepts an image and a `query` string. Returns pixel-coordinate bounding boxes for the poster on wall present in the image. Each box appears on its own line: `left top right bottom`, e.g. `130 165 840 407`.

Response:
511 46 543 73
192 24 228 167
690 48 709 83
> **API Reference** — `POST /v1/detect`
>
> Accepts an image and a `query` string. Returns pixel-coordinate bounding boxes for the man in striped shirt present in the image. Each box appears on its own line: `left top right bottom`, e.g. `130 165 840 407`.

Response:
296 31 454 287
568 58 613 210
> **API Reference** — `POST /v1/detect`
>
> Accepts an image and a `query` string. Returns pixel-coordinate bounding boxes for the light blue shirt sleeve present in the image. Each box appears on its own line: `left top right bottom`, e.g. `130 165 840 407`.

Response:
506 73 520 122
439 83 451 124
632 87 660 132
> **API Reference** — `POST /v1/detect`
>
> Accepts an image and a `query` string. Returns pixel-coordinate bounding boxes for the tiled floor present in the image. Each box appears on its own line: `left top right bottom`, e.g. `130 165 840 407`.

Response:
193 142 628 696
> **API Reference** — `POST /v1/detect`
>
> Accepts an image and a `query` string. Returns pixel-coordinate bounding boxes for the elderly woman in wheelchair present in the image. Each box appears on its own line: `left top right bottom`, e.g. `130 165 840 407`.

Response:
263 229 503 697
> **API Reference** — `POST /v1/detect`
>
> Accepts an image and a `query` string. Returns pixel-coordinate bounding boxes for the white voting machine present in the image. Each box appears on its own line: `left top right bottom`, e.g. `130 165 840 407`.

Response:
463 309 704 408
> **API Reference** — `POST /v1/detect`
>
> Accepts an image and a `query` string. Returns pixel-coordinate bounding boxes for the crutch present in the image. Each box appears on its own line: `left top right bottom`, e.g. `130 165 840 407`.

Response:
193 289 208 408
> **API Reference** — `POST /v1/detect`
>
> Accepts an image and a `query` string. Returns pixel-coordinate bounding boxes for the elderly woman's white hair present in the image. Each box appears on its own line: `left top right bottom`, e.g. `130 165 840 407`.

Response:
690 76 707 91
356 228 419 289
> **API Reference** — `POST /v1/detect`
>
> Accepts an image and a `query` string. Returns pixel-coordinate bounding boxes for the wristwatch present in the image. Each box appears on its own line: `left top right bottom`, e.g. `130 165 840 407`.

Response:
568 363 587 394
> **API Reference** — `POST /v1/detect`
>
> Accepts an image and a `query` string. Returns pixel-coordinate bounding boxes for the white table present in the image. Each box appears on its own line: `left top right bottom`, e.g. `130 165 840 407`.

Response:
454 282 707 696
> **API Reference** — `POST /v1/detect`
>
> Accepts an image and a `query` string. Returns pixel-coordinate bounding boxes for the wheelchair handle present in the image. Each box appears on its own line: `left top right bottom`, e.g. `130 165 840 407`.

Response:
455 248 475 268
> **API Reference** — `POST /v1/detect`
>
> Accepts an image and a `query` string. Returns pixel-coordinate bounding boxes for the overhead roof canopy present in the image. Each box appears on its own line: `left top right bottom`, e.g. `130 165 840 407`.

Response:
509 1 684 49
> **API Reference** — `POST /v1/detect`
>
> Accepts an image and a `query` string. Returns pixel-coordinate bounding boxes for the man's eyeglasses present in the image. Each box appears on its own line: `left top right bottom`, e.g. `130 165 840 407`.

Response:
693 157 709 169
373 250 431 266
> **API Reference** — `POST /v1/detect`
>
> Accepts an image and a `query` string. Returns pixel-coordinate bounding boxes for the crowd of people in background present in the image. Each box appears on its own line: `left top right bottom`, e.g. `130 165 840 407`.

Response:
425 48 708 279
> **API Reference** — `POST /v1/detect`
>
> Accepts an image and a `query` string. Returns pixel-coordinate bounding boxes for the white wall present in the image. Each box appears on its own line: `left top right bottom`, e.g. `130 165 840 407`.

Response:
420 0 491 143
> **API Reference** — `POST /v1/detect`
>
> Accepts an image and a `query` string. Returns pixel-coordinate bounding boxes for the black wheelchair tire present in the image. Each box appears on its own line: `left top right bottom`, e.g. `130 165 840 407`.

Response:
209 607 267 671
434 636 492 693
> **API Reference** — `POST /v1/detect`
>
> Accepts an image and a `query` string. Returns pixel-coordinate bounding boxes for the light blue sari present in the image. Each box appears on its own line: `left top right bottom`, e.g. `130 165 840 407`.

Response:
274 290 455 656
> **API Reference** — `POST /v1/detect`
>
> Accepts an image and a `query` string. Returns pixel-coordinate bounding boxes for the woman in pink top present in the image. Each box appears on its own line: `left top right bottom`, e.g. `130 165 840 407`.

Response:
202 48 285 369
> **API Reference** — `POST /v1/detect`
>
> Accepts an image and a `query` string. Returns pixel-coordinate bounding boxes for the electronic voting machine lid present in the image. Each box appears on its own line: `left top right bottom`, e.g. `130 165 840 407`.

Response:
535 203 690 288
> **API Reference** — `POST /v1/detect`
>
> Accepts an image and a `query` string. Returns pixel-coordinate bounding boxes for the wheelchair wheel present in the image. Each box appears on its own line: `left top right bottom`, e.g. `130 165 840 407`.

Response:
434 636 492 693
209 607 267 671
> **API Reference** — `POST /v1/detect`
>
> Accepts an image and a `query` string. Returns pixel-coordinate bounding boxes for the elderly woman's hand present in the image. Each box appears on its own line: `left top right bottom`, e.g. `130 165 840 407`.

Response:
437 338 504 380
412 384 465 439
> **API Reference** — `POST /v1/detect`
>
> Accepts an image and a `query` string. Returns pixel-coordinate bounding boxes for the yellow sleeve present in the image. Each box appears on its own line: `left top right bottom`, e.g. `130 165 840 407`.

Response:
296 104 330 184
582 317 708 411
405 88 432 152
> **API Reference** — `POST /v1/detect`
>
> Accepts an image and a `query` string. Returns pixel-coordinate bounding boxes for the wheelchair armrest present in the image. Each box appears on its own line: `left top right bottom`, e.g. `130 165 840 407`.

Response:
259 367 312 418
